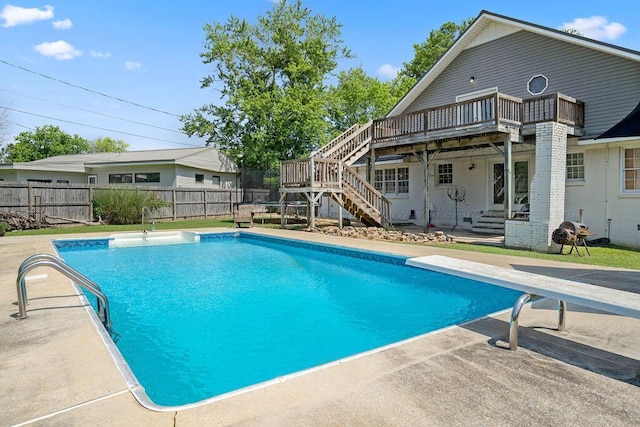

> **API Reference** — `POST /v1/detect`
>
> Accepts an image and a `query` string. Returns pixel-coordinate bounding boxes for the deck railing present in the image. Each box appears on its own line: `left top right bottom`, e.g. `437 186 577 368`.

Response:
373 92 583 144
281 157 342 189
280 157 390 227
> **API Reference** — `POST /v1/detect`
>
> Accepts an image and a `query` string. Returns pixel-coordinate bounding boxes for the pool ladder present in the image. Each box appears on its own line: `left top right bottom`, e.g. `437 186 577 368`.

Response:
142 206 155 232
16 253 112 332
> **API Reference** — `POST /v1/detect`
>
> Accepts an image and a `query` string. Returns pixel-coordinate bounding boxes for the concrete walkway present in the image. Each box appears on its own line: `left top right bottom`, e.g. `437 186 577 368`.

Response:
1 228 639 426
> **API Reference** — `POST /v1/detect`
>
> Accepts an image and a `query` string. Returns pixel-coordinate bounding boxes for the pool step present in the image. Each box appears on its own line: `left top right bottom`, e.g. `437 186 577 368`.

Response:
109 231 199 248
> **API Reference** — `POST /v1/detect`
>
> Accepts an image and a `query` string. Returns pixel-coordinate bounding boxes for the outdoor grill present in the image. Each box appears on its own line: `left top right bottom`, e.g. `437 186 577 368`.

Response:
552 221 591 256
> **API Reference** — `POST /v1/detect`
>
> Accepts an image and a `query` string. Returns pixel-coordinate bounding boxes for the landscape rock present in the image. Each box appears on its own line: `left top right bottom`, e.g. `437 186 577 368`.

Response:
305 225 454 244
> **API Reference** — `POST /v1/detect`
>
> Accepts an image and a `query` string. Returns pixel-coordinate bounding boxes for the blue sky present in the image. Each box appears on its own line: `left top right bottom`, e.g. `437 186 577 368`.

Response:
1 0 638 151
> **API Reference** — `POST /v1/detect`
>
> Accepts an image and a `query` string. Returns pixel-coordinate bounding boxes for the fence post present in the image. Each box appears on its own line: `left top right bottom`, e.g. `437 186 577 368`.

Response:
89 185 94 222
203 189 208 218
27 182 33 216
172 188 177 221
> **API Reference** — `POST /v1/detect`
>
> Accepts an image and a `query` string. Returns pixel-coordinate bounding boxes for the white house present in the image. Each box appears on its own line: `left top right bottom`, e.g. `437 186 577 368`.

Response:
0 147 238 189
281 10 640 250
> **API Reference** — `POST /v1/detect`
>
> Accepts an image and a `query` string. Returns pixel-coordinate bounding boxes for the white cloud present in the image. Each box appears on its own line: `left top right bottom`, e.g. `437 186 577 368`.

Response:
0 4 54 27
125 61 141 71
90 50 111 59
52 18 72 30
560 16 627 41
377 64 400 79
34 40 83 60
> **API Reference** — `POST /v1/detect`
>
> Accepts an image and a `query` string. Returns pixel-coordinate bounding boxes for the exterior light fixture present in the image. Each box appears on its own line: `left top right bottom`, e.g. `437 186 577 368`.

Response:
470 76 475 84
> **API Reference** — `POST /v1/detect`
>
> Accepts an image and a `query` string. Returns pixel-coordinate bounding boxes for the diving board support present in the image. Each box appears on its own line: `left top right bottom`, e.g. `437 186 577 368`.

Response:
509 294 566 350
406 254 640 352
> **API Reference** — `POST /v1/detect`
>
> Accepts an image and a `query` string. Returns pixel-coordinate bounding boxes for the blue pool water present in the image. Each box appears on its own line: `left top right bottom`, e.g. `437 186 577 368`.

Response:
56 233 520 407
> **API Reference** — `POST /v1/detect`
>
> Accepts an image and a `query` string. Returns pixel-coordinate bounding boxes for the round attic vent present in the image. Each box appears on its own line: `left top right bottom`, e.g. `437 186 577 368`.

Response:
527 74 548 95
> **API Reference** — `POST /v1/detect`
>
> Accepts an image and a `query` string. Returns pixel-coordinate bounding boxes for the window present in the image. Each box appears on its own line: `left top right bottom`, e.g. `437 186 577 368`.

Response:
135 173 160 183
374 167 409 195
109 174 132 183
437 163 453 186
374 170 383 192
514 161 529 204
566 153 584 180
527 74 548 95
212 175 221 187
195 173 205 183
27 179 51 183
397 167 409 194
624 148 640 191
88 175 97 185
384 169 396 193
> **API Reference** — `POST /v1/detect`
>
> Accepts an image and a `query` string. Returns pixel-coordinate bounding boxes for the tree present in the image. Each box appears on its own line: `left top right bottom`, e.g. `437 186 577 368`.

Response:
562 28 583 36
1 125 89 162
327 66 396 136
88 137 129 153
0 106 8 151
181 0 352 169
392 19 473 93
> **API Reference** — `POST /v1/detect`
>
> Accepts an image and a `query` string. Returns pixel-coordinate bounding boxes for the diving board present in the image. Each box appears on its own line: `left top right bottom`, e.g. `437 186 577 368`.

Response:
406 255 640 350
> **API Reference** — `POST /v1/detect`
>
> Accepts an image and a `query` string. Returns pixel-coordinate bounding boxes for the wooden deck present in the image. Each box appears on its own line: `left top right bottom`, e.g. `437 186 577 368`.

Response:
372 92 584 146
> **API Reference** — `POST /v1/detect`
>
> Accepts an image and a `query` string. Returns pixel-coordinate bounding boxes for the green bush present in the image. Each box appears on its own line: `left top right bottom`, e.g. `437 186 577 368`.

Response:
0 221 10 234
93 187 171 225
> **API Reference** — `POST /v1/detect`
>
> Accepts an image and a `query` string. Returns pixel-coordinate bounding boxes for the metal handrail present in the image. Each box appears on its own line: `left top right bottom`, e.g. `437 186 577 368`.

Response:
142 206 155 232
16 253 112 332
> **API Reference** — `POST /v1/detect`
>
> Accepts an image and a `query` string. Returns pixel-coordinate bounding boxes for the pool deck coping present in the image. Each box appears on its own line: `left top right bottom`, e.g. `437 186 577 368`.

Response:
2 227 640 425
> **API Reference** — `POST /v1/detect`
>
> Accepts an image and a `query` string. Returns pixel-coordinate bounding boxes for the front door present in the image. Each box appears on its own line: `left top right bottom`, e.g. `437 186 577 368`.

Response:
490 161 529 211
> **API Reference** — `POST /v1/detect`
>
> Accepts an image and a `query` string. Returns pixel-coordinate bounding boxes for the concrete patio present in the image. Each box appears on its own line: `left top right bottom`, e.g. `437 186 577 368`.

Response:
1 228 639 426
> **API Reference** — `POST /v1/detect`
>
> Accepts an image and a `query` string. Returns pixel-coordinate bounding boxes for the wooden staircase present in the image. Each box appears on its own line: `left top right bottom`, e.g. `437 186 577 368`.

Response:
280 121 391 228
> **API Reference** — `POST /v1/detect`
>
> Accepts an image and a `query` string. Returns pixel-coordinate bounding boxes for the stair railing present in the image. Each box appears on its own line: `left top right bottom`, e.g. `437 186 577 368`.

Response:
342 163 391 227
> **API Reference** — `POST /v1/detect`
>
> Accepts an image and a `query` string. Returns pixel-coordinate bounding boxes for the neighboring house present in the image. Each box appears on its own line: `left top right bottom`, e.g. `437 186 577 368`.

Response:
0 147 238 189
281 10 640 250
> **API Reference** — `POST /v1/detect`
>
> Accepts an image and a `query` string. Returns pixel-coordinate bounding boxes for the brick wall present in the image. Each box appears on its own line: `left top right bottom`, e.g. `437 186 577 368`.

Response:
506 122 568 252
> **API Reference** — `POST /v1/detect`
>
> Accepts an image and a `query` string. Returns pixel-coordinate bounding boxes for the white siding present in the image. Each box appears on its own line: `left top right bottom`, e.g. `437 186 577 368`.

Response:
88 164 176 186
12 171 86 183
175 166 236 189
567 141 640 248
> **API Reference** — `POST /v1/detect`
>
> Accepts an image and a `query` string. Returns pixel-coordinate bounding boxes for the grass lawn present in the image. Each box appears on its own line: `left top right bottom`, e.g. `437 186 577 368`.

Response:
4 217 640 270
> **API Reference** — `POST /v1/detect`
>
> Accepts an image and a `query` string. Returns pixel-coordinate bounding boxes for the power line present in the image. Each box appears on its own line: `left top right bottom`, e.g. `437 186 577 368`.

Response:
2 106 203 147
4 119 34 131
0 58 180 117
0 87 186 134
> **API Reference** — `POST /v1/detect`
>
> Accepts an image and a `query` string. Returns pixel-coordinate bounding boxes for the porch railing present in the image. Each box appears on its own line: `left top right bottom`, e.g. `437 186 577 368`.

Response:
373 92 584 144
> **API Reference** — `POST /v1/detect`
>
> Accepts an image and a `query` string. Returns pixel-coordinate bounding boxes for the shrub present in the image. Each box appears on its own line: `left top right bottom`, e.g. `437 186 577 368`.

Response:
93 187 171 225
0 221 10 235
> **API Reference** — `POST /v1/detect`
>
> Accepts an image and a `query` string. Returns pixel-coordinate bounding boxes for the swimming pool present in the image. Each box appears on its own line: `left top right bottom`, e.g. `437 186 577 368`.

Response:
55 232 521 408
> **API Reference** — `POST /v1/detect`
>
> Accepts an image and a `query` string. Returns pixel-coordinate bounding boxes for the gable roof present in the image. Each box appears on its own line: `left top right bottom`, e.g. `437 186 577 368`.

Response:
389 10 640 117
0 147 237 173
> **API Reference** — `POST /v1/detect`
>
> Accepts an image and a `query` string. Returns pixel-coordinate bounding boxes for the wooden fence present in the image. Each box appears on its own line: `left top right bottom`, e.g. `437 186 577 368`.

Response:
0 182 252 223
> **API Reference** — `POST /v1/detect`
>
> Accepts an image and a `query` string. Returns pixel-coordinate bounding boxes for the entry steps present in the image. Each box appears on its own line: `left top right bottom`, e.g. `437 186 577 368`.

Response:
472 210 504 234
